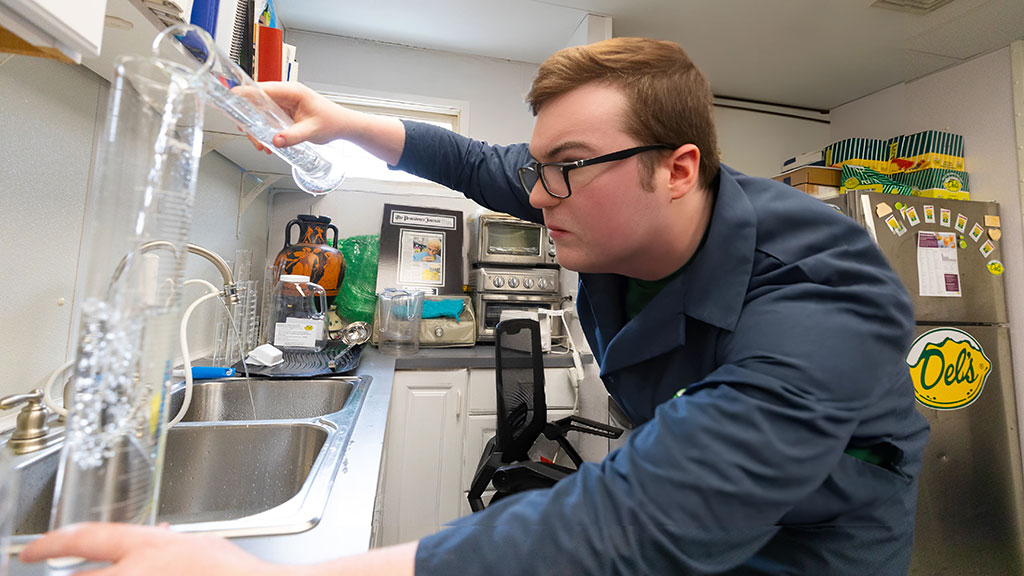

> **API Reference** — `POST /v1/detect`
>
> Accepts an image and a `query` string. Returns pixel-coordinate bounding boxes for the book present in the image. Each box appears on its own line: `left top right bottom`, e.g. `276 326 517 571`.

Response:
256 24 283 82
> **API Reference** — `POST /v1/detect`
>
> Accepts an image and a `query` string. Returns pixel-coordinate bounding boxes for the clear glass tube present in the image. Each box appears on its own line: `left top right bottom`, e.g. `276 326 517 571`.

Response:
154 24 346 196
50 54 205 536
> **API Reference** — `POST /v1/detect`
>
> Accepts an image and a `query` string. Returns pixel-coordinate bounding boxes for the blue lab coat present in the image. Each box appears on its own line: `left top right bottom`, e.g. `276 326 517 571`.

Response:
395 121 930 575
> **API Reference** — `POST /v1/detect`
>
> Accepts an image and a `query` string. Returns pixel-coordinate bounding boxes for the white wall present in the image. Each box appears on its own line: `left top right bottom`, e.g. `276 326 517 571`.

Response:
0 54 270 405
714 106 831 177
831 47 1024 443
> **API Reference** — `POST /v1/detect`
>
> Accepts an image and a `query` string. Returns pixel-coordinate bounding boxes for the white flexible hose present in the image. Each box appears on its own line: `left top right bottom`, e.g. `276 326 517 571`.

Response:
44 279 224 426
168 279 221 427
558 313 584 414
43 359 75 417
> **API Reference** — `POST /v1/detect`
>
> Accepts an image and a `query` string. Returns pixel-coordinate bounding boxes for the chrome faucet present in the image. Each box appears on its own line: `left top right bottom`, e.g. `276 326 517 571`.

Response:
109 241 240 306
185 243 240 305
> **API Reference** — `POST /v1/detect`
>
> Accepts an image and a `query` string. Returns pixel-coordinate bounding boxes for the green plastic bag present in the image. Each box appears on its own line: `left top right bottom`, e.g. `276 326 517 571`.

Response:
334 234 380 324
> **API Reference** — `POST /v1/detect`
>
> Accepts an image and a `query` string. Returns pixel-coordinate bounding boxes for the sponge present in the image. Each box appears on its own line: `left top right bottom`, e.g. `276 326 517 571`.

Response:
246 343 284 366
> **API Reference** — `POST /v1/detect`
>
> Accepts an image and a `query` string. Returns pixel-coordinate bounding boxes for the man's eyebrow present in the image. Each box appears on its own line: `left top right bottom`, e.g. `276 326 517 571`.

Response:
532 140 596 161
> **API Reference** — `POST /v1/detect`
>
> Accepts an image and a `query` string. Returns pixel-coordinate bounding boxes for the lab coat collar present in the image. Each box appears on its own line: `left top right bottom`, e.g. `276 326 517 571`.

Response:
676 165 756 333
586 165 756 376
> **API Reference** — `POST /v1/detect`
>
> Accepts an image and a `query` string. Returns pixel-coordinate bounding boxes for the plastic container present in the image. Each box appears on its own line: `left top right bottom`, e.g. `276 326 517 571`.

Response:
376 288 425 356
267 274 328 352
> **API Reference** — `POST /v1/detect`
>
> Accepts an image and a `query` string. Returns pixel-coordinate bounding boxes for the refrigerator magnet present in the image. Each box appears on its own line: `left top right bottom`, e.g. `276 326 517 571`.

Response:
985 214 1001 228
954 214 968 233
906 206 921 226
875 202 893 218
884 215 903 236
923 205 935 223
969 223 985 242
980 240 995 258
987 260 1004 275
989 229 1002 242
940 208 951 227
906 328 990 410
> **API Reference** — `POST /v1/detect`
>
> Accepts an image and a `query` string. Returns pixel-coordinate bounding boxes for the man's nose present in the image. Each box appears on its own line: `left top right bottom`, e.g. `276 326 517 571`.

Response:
528 180 559 209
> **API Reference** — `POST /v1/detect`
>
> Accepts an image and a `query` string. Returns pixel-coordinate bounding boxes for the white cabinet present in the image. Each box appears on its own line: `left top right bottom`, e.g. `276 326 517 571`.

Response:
0 0 106 62
380 369 468 546
378 366 577 546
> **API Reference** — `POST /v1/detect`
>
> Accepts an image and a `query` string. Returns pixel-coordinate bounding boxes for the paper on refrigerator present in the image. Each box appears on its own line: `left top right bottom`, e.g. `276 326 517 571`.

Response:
917 231 961 297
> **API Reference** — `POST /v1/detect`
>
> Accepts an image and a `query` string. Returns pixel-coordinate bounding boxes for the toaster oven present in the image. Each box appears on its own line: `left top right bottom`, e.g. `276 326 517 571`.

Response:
471 292 562 341
469 213 557 267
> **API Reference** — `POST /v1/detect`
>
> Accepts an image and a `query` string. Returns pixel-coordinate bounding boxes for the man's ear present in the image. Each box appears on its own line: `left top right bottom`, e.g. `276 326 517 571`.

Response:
667 144 701 200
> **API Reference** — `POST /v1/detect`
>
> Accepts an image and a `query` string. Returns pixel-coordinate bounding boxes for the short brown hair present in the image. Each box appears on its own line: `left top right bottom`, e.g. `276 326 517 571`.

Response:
527 37 720 190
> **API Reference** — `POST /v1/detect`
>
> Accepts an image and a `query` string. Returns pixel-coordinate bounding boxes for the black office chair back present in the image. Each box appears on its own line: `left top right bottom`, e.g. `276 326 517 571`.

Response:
494 318 547 463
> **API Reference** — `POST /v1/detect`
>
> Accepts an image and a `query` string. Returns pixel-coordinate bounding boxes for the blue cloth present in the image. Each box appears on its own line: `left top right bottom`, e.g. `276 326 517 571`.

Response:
421 298 464 320
396 121 929 576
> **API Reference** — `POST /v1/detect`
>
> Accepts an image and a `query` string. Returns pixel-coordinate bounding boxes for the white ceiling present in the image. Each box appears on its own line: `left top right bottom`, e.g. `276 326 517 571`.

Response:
277 0 1024 111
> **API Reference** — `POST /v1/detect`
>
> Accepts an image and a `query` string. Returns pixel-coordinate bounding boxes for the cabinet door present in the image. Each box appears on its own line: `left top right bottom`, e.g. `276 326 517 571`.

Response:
381 370 467 546
463 414 498 491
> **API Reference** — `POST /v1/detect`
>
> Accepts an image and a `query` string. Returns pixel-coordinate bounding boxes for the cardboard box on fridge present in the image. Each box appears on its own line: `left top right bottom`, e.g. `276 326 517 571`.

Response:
893 168 971 201
839 165 912 196
773 166 841 187
793 183 840 199
886 130 964 173
824 138 890 173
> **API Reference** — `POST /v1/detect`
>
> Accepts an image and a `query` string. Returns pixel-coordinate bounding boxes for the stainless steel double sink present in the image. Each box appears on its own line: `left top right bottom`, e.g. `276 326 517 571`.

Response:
6 374 371 546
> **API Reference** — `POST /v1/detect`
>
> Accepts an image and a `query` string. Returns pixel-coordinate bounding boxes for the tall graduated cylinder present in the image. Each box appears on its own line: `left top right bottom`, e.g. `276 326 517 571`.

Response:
49 54 206 534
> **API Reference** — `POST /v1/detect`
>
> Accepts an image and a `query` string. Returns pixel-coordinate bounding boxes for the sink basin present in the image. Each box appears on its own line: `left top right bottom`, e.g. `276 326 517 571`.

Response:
8 374 372 544
159 423 327 524
12 423 328 534
168 377 356 422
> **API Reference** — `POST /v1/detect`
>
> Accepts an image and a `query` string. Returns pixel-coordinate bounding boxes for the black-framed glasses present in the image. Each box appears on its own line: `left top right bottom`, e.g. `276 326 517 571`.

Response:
517 144 674 199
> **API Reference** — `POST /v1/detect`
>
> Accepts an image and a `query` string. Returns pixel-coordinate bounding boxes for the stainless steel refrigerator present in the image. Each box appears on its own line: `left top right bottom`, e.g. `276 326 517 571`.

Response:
827 190 1024 575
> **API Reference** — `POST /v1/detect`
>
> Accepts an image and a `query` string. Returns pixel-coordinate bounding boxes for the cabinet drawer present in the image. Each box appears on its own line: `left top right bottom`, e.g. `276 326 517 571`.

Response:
468 368 576 413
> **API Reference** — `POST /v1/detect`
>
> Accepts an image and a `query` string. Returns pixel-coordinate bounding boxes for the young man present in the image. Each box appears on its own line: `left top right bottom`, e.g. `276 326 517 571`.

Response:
24 38 929 575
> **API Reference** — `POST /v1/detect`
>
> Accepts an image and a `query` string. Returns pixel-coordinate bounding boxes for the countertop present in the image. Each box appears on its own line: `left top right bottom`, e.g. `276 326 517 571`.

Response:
391 344 593 370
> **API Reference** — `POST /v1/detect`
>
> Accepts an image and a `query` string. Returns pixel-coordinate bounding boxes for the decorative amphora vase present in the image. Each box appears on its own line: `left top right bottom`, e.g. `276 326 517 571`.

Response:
273 214 346 298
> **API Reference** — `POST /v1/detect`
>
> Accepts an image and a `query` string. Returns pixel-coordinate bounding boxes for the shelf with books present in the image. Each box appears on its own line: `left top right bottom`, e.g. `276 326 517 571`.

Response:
81 0 302 185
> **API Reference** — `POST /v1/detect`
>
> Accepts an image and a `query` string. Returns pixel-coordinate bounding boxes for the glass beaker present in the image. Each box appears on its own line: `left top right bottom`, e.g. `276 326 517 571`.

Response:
50 52 205 536
268 274 328 352
154 24 346 196
376 289 425 356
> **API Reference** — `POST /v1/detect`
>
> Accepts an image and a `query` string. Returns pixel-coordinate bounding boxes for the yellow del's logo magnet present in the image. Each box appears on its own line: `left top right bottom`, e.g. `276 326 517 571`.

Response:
906 328 991 410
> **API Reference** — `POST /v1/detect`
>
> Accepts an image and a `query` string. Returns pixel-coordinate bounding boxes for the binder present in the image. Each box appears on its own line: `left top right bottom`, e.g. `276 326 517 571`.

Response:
189 0 220 38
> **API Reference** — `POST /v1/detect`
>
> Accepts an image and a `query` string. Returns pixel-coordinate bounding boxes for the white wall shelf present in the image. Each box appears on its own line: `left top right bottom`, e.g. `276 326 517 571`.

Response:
75 0 303 188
